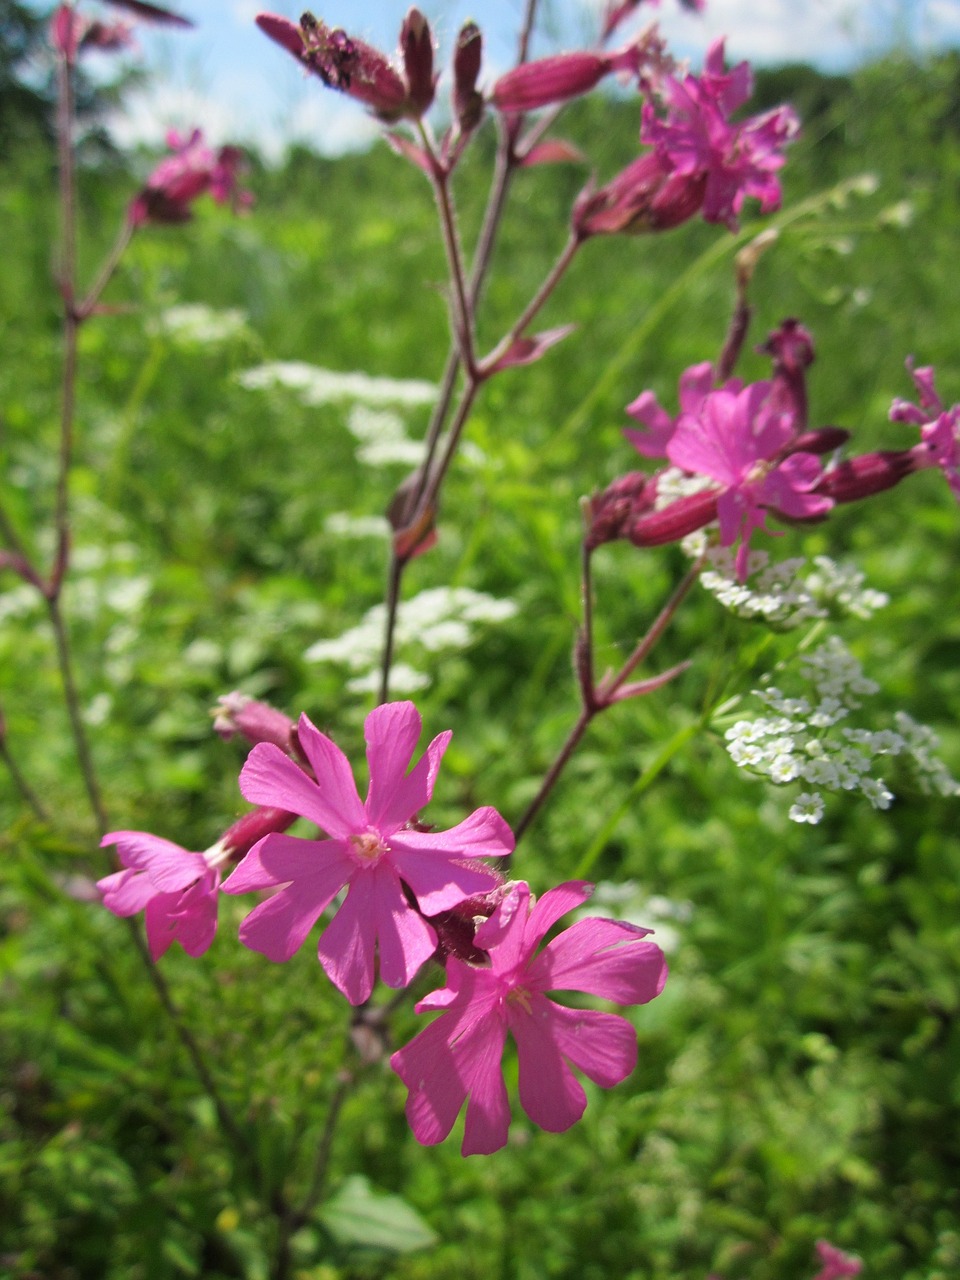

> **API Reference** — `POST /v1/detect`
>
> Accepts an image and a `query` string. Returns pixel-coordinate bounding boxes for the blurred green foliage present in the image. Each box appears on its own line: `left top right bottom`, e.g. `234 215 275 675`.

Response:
2 46 960 1280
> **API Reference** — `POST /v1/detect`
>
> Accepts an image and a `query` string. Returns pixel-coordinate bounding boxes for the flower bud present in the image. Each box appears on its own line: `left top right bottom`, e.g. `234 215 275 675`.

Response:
213 692 297 753
814 450 918 504
585 471 656 549
627 487 719 547
400 8 436 117
219 805 297 862
452 21 483 134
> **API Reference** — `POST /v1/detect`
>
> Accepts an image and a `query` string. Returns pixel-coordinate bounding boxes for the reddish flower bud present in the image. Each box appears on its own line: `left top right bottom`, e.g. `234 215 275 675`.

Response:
51 5 82 61
426 884 510 965
220 805 298 861
627 487 719 547
400 8 436 117
79 19 136 53
452 21 484 134
573 154 706 238
790 426 850 456
760 318 815 430
492 43 643 114
585 471 658 549
213 692 297 753
814 450 920 505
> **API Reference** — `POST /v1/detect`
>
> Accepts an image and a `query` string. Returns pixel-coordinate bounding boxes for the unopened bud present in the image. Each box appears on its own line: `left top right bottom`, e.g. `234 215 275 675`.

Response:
427 883 509 965
213 692 296 753
453 21 483 133
628 487 719 547
814 450 919 505
585 472 656 549
400 8 436 117
219 806 298 862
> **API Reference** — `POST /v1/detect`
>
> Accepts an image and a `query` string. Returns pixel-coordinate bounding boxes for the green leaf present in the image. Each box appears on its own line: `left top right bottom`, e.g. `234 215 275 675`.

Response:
318 1175 437 1254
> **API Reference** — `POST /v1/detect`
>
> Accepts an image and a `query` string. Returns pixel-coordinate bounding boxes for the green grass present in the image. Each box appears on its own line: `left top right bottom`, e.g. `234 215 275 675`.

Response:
2 50 960 1280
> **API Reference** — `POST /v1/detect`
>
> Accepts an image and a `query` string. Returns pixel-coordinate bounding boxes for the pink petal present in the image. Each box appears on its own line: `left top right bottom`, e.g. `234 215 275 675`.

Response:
365 706 452 834
529 917 667 1003
237 859 348 962
474 882 532 972
389 846 501 915
240 738 362 839
101 830 206 892
98 867 157 916
678 361 716 413
169 874 219 957
222 834 349 894
526 880 594 949
509 994 588 1133
143 891 184 960
295 714 367 830
316 875 379 1004
541 1002 638 1087
460 1017 512 1156
370 865 437 989
391 1015 470 1146
391 804 514 860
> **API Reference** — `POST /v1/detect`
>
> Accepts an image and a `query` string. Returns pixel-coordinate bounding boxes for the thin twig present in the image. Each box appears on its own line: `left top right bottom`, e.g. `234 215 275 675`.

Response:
601 556 705 700
47 596 108 833
0 732 50 823
480 233 581 374
378 553 405 705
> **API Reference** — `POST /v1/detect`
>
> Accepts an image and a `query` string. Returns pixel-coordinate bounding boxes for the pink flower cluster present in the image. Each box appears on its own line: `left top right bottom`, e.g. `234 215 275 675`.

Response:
574 39 799 237
129 129 253 226
98 700 667 1153
589 320 958 577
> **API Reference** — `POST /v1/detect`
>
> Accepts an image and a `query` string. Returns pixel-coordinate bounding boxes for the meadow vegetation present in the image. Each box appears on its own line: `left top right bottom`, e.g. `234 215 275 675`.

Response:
2 40 960 1280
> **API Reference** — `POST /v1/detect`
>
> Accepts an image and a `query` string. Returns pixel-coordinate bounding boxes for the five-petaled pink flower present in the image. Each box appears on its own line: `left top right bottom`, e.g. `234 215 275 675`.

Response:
889 358 960 500
390 879 667 1156
640 38 799 231
667 379 833 578
223 702 513 1005
99 831 224 961
99 807 296 960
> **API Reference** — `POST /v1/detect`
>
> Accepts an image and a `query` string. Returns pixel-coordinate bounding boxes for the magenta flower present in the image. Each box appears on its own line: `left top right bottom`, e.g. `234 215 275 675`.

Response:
889 358 960 499
99 833 224 961
223 702 513 1004
666 379 832 577
641 38 799 231
99 807 296 961
129 129 252 226
812 1239 862 1280
390 880 667 1156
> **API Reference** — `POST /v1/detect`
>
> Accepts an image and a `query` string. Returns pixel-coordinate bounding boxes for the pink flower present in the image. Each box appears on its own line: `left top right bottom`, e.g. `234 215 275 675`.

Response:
889 358 960 499
99 807 296 960
129 129 252 226
390 880 667 1156
812 1239 862 1279
640 38 799 231
99 833 221 960
223 702 513 1004
667 380 833 577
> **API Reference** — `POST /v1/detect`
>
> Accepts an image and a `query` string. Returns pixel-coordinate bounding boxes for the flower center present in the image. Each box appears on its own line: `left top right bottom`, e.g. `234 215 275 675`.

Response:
348 830 388 865
506 986 533 1015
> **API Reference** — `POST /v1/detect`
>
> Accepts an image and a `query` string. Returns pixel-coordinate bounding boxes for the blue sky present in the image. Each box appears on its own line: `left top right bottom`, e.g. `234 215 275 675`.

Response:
47 0 960 159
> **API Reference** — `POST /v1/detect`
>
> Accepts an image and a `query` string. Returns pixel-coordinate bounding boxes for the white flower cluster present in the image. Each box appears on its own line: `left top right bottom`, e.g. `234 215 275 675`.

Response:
304 586 518 694
724 636 960 823
153 304 249 346
654 466 716 509
683 541 890 628
235 361 436 408
345 405 425 467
